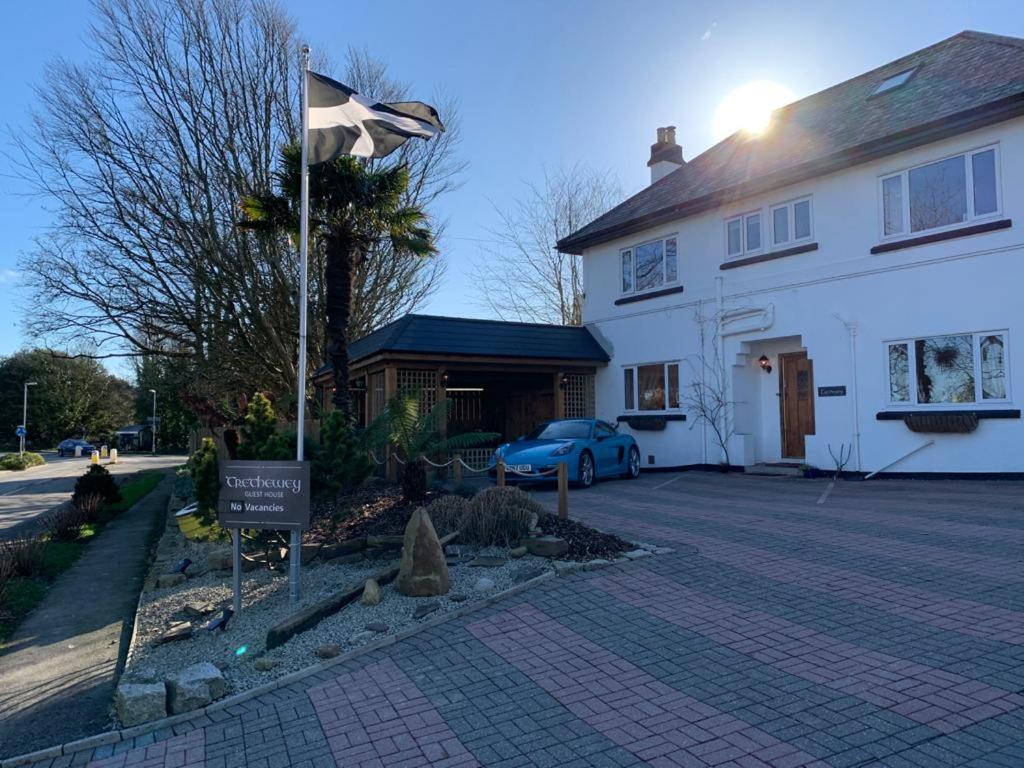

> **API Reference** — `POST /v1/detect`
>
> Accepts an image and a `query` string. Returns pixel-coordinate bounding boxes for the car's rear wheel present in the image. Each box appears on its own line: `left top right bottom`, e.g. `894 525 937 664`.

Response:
577 451 595 488
622 446 640 479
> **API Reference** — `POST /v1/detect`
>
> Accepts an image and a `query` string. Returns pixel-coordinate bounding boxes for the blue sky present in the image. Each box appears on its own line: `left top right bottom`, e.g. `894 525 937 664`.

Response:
1 0 1022 364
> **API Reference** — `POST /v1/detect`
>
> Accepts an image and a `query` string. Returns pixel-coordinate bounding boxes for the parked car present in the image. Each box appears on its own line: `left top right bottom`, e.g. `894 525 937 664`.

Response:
488 418 640 488
57 439 96 457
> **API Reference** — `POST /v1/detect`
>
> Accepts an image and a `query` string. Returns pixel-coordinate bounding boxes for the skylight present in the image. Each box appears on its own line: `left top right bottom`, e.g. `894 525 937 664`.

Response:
872 68 917 95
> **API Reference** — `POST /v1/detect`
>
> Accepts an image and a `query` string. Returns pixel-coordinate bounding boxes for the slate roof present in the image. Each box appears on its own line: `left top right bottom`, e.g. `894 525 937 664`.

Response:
315 315 610 374
558 31 1024 253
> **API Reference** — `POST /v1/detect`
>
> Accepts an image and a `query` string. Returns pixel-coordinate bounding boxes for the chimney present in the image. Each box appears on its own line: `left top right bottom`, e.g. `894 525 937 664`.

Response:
647 125 684 184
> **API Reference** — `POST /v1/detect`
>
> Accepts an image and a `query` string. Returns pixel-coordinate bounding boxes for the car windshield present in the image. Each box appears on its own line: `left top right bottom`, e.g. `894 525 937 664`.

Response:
526 421 592 440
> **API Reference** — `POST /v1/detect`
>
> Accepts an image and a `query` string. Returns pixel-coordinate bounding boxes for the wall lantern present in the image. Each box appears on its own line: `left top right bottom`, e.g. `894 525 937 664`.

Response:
758 355 773 374
559 374 569 390
440 372 449 386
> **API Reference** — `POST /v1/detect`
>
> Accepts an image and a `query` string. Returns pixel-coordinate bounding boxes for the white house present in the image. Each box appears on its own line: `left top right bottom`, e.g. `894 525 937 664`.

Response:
557 31 1024 475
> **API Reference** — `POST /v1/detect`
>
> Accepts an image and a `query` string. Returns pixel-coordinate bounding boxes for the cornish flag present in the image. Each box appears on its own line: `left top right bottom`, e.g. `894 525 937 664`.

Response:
306 72 444 164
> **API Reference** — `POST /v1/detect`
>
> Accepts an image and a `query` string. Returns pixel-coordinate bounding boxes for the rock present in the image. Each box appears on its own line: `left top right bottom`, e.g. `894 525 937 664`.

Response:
412 600 441 619
444 544 461 557
623 549 652 560
528 512 539 532
553 561 584 576
395 508 450 597
653 546 675 555
449 594 468 602
155 622 193 645
115 682 167 727
348 631 375 645
468 556 507 567
509 546 527 558
524 536 568 558
365 622 389 633
316 644 341 659
319 539 366 560
360 578 381 606
206 549 233 571
181 603 216 620
166 662 226 714
254 658 280 672
473 577 495 591
156 573 186 589
586 559 612 569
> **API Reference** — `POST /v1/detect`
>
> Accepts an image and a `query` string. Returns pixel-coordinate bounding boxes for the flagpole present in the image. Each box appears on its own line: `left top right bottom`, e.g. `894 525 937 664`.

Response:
291 44 311 605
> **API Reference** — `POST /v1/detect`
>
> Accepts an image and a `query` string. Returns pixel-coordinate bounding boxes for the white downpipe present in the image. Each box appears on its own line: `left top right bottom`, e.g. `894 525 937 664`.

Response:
865 439 934 479
833 314 863 472
716 277 727 464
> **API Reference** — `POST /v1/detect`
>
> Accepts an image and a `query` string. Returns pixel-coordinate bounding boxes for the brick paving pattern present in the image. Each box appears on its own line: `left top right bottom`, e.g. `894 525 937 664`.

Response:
15 472 1024 767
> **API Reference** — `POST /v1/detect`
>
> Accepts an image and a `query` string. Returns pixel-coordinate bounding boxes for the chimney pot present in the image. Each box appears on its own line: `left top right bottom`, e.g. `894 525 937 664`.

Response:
647 125 684 184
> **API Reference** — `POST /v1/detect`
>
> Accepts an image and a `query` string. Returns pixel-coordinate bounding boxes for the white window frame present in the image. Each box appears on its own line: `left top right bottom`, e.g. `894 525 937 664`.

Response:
769 196 814 248
884 329 1011 408
623 361 682 413
724 211 763 259
877 144 1002 240
619 234 679 296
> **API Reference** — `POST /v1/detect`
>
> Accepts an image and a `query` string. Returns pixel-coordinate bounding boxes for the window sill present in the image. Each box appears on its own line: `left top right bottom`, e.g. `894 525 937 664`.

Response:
616 413 686 431
871 218 1011 254
615 285 684 305
720 241 819 270
876 409 1020 420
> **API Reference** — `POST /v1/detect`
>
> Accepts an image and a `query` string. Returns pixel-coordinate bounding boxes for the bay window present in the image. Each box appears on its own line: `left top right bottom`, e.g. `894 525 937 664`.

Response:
886 331 1008 406
621 235 678 295
880 146 1000 238
624 362 681 411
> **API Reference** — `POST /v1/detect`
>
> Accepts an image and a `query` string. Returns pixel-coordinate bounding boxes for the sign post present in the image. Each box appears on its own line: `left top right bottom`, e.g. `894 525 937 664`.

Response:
219 460 311 613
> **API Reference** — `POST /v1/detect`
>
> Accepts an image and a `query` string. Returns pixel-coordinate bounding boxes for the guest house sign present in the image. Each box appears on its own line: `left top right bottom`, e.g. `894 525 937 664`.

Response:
218 460 310 530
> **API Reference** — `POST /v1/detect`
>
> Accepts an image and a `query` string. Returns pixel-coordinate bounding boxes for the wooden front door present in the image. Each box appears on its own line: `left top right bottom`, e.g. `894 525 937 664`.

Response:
779 352 815 459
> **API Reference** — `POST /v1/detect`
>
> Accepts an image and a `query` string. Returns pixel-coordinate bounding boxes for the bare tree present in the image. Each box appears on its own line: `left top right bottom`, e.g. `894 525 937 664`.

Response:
471 165 621 326
682 307 736 467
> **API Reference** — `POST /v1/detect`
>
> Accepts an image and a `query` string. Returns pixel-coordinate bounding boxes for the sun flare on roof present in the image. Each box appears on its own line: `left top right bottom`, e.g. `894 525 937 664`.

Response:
712 80 796 141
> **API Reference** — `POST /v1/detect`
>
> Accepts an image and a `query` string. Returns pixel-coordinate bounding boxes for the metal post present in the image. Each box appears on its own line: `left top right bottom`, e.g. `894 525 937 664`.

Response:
232 528 242 614
149 389 157 455
290 44 312 604
21 382 36 456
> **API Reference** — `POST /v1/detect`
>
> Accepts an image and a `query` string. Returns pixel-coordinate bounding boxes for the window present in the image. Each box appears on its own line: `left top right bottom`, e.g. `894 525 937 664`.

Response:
872 67 917 95
620 235 678 295
623 362 681 411
886 331 1009 406
725 212 762 258
880 146 1000 238
770 197 813 247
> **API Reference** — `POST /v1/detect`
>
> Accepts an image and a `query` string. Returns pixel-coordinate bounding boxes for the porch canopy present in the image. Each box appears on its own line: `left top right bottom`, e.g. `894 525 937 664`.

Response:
313 314 609 454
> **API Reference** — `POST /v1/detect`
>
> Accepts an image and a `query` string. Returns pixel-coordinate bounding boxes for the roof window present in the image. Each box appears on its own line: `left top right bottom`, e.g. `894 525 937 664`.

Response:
872 67 917 95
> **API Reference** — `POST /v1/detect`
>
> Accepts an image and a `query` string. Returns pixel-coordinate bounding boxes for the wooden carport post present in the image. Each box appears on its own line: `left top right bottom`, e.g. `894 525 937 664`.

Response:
496 458 506 487
385 365 398 482
557 462 569 519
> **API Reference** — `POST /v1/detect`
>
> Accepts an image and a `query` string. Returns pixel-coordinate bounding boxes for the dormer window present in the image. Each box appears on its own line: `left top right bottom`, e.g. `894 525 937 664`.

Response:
872 67 917 95
620 235 678 295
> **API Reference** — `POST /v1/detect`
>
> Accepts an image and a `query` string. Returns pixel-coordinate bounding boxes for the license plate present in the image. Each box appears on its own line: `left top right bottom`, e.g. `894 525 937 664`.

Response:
506 464 532 473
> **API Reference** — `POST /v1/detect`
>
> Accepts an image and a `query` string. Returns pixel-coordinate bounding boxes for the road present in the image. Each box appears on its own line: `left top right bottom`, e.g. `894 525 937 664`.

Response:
0 452 185 539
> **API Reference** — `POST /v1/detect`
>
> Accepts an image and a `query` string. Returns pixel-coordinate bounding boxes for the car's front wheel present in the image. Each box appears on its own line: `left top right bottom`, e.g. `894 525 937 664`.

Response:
623 446 641 479
577 451 595 488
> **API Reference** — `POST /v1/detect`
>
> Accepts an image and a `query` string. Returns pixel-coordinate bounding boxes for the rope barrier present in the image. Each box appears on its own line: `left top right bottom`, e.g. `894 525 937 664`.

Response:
368 450 388 466
420 455 455 468
456 457 490 474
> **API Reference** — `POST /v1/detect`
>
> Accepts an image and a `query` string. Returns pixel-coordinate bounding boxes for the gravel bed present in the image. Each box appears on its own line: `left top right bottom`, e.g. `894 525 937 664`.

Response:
125 543 549 696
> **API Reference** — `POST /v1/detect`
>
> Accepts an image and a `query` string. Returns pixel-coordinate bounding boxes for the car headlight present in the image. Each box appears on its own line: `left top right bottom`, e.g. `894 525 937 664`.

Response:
551 442 575 456
492 444 509 460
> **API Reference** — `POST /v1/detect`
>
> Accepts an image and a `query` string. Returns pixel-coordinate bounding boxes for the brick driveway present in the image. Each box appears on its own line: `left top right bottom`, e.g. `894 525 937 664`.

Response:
27 473 1024 767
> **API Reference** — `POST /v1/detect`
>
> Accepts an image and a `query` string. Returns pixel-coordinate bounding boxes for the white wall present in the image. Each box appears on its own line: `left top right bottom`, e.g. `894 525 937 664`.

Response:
582 117 1024 473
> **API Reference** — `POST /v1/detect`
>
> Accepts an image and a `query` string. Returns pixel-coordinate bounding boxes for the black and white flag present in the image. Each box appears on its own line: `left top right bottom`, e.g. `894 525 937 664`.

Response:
306 71 444 164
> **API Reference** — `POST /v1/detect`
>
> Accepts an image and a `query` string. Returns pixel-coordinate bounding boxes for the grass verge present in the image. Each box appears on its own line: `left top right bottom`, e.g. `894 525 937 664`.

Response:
0 472 164 644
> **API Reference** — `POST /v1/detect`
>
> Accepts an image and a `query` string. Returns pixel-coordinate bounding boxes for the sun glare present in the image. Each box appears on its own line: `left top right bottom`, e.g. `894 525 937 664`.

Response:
712 80 796 141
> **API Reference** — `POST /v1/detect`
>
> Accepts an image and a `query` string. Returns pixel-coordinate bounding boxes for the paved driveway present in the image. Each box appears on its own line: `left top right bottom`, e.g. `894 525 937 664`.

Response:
22 472 1024 767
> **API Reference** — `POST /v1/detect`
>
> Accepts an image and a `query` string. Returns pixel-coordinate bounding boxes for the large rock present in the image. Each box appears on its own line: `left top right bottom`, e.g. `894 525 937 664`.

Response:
115 682 167 727
360 578 381 606
205 549 232 571
156 573 186 589
395 509 450 597
524 536 569 558
166 662 226 714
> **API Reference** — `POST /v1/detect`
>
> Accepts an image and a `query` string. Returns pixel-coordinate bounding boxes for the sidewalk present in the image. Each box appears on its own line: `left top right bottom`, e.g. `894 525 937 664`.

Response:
0 472 173 759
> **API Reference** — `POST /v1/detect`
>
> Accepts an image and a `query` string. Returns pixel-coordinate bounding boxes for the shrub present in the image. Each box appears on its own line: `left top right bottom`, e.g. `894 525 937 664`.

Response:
462 486 542 546
0 537 48 578
74 494 104 525
237 392 279 459
451 483 477 499
425 495 471 537
1 452 45 471
189 438 220 523
73 465 121 505
43 503 90 541
312 411 372 500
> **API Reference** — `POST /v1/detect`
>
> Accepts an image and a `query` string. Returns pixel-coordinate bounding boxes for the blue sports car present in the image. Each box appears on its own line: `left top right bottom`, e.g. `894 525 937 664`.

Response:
488 418 641 488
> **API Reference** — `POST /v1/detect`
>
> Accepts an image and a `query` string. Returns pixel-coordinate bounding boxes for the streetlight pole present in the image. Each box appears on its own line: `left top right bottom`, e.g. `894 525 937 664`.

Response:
21 382 37 456
149 389 157 455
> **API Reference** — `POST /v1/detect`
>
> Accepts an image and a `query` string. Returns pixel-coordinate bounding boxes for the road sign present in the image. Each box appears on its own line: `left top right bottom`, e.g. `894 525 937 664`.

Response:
15 425 25 438
217 460 310 530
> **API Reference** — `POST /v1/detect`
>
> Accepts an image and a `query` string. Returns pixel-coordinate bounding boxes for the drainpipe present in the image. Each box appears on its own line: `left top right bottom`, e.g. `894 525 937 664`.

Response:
833 314 863 472
716 276 727 464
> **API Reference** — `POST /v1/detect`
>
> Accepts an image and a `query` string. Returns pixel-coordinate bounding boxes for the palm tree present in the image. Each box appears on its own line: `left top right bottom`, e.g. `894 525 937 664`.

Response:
239 145 436 418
